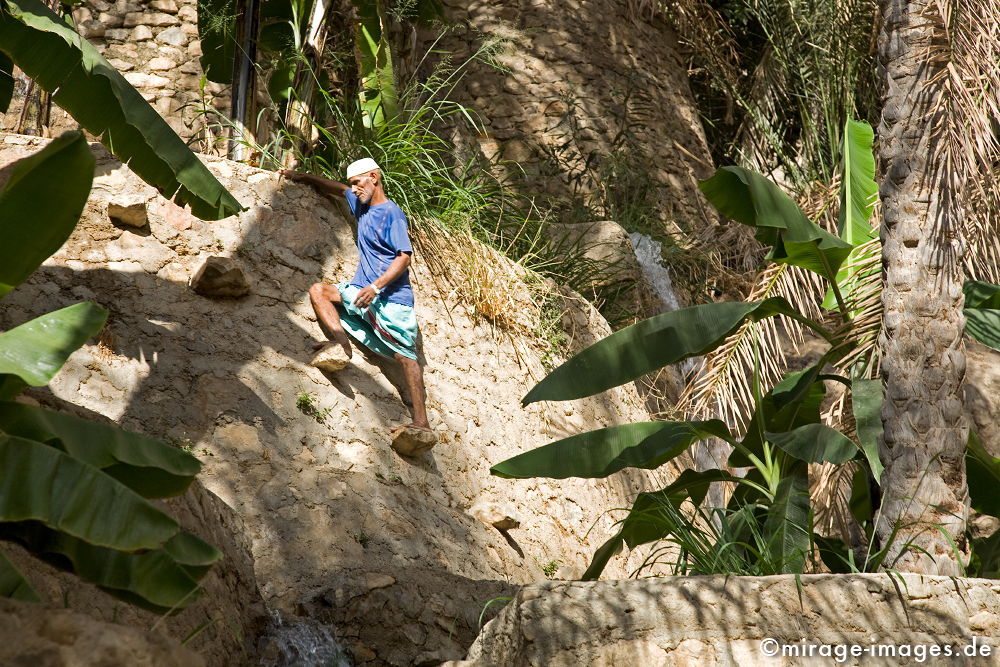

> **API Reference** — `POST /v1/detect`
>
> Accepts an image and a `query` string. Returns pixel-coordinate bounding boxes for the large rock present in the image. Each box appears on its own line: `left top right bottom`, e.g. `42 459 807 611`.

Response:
311 343 352 372
0 598 204 666
108 202 148 228
967 341 1000 457
190 255 251 297
452 574 1000 666
546 220 642 289
390 424 438 456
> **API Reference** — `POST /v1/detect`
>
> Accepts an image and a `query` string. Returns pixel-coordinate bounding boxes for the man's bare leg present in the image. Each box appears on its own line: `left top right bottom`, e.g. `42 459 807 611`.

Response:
394 353 430 429
308 283 352 358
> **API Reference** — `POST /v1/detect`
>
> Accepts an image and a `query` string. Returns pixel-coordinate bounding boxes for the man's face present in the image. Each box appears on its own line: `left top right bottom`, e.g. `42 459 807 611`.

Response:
349 171 377 204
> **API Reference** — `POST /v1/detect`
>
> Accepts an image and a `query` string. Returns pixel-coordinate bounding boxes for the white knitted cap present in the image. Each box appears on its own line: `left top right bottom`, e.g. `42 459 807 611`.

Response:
345 157 381 179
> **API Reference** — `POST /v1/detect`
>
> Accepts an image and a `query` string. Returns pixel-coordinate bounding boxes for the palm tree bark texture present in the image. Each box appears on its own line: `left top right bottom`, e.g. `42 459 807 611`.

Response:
876 0 970 574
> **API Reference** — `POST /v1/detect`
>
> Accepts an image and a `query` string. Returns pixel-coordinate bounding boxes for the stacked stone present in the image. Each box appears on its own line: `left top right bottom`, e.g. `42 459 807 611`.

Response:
420 0 719 238
1 0 228 151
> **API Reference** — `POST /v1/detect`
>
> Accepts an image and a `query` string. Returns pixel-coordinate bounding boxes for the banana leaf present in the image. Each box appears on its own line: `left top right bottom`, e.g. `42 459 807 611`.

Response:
355 0 398 126
837 120 878 243
765 423 859 464
963 280 1000 351
581 469 743 580
966 430 1000 518
523 297 830 405
0 435 179 552
814 535 857 574
822 119 878 310
0 131 94 298
699 166 852 281
0 521 220 613
0 402 200 498
0 301 106 389
0 550 40 601
0 0 242 220
851 378 884 480
490 419 733 480
728 364 829 467
764 459 810 573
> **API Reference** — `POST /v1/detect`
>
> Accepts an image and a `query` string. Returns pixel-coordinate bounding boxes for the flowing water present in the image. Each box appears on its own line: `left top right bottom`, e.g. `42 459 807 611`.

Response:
629 232 683 313
257 611 353 667
629 232 698 378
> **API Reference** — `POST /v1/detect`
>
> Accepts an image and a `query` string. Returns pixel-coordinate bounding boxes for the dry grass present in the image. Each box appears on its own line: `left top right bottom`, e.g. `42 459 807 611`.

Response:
410 219 592 380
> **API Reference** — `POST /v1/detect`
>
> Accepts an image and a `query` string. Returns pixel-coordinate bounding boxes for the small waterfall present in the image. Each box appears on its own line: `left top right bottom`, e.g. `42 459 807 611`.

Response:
629 232 682 312
257 611 353 667
628 232 698 379
629 233 728 496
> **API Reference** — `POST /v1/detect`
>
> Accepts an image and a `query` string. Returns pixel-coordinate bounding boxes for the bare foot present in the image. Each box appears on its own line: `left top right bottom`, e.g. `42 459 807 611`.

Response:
397 421 432 432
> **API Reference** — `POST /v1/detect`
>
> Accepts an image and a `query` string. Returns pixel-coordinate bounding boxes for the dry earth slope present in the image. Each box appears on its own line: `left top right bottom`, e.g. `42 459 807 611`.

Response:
0 133 665 665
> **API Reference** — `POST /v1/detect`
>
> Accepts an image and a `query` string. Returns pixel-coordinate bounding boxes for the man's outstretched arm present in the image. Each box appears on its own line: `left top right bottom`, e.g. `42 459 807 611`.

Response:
279 169 350 197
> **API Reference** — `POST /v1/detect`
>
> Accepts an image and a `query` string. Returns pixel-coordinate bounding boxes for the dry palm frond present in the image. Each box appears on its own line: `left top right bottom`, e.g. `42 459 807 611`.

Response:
675 260 825 429
963 168 1000 285
827 237 883 375
923 0 1000 282
676 182 839 429
812 460 861 540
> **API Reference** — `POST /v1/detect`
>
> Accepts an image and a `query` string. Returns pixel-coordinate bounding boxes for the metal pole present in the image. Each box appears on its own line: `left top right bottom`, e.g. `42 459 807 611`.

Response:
228 0 260 161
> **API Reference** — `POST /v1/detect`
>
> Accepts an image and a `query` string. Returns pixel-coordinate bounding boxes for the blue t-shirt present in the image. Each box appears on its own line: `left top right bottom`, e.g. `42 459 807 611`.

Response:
344 190 414 306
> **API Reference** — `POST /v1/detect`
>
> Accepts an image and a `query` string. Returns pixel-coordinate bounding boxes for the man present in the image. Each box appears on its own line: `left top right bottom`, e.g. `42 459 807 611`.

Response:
280 158 433 441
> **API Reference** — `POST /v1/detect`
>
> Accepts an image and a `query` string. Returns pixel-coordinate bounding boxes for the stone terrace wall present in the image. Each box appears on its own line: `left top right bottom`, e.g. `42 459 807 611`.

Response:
1 0 226 150
452 574 1000 666
419 0 718 237
0 133 667 665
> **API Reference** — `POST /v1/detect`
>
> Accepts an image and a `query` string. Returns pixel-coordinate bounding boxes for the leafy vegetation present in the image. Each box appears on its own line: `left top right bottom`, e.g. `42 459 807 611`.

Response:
0 132 220 613
0 0 241 219
493 123 875 577
296 391 332 423
493 118 1000 579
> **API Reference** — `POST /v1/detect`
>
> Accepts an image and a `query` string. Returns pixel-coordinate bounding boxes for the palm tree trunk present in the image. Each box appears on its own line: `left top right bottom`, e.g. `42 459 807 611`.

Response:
875 0 969 574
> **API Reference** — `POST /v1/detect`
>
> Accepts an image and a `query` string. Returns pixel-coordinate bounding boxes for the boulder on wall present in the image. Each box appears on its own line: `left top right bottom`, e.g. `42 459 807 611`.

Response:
546 220 643 289
0 133 665 665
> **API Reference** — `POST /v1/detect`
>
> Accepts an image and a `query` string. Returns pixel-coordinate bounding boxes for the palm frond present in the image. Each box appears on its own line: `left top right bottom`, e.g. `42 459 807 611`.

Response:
675 182 838 428
924 0 1000 280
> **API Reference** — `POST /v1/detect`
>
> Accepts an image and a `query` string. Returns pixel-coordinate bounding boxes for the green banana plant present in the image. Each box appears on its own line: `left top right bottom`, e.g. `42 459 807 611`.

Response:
494 118 1000 579
0 132 220 613
0 0 242 220
964 281 1000 352
492 120 887 578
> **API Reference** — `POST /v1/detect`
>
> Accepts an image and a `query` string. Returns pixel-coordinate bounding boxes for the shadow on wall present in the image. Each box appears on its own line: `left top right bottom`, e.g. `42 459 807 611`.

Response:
417 0 718 234
461 574 990 664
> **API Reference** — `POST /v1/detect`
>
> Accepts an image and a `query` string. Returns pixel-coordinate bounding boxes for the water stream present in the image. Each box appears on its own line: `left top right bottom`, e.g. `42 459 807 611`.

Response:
257 611 353 667
629 232 698 379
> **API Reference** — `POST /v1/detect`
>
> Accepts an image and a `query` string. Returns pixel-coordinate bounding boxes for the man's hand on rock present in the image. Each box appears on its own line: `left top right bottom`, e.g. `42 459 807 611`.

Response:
354 285 377 309
279 168 304 181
